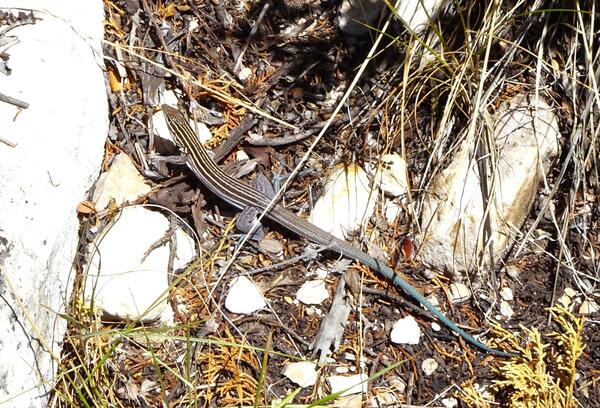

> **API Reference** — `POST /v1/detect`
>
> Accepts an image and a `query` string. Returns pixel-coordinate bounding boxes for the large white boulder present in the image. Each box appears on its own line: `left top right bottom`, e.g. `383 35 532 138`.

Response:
417 94 560 274
0 1 107 405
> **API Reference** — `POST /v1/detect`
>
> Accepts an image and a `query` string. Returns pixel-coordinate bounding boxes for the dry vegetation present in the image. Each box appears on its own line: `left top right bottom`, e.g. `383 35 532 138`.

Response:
50 1 598 407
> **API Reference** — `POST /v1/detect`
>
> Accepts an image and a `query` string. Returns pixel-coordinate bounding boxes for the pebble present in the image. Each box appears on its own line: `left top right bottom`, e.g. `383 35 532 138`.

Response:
296 280 329 305
390 316 421 345
450 283 472 303
224 276 266 314
328 374 368 396
283 362 318 388
421 358 438 376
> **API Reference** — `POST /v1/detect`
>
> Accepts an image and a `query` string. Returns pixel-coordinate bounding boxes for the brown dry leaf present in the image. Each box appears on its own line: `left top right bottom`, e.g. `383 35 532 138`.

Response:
159 3 191 19
77 200 96 215
107 66 122 92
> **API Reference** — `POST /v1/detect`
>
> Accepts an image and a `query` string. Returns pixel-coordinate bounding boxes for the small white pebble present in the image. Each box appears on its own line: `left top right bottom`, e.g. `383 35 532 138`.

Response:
224 276 266 314
557 293 571 308
390 316 421 345
500 287 514 301
314 267 329 280
389 377 406 393
579 300 599 315
431 322 441 332
564 287 577 298
450 283 472 303
336 366 349 374
442 397 458 408
296 280 329 305
422 269 436 280
383 199 403 225
426 294 440 307
505 264 521 279
235 149 250 161
283 362 318 388
237 66 252 81
500 300 514 318
328 374 368 396
421 358 438 376
258 239 284 254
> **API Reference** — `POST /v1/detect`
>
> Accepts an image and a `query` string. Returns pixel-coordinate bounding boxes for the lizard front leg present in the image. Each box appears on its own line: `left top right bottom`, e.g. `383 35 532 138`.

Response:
235 173 276 241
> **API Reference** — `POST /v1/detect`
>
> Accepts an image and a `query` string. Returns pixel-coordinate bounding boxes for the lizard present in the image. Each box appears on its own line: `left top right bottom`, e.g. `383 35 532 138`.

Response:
161 104 517 358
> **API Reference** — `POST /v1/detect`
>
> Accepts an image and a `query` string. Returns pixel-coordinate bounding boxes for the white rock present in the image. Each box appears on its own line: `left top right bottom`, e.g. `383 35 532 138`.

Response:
328 374 368 396
500 287 514 301
283 361 318 388
225 276 267 314
92 153 152 210
442 397 459 408
394 0 441 33
343 352 356 361
579 300 599 315
314 267 329 280
450 283 471 303
0 2 107 405
564 287 577 298
336 366 350 374
85 206 195 323
417 94 559 274
371 153 409 197
421 358 439 376
338 0 384 36
308 163 378 240
390 315 421 345
506 264 521 279
370 391 401 406
500 300 514 318
431 322 441 332
296 280 329 305
236 149 250 161
389 377 406 393
558 293 571 308
238 66 252 82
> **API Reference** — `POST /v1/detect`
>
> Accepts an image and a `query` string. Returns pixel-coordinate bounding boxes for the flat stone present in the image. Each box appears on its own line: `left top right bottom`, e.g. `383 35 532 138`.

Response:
296 279 329 305
283 361 318 388
328 374 368 396
92 153 151 210
85 206 195 323
225 276 266 314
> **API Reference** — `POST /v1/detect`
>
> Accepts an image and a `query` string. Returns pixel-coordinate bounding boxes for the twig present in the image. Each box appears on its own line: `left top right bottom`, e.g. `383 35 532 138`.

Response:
0 136 16 147
233 3 269 74
0 91 29 109
247 117 343 147
244 244 332 276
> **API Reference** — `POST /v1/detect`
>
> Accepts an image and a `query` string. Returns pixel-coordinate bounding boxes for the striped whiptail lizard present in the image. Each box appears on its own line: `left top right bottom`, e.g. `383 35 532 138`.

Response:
161 104 516 358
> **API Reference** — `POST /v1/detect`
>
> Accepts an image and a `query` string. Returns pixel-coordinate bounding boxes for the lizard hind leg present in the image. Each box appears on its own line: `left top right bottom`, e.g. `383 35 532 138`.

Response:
236 206 265 241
